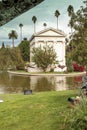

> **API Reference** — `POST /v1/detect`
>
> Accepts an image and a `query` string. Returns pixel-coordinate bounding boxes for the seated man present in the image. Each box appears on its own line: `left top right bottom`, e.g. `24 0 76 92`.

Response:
68 96 81 108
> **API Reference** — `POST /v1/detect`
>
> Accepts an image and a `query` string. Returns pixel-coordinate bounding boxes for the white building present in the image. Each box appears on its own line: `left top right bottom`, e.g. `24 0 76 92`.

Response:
29 27 66 72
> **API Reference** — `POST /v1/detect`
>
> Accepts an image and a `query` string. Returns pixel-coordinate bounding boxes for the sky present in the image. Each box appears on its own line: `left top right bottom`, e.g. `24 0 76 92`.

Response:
0 0 83 47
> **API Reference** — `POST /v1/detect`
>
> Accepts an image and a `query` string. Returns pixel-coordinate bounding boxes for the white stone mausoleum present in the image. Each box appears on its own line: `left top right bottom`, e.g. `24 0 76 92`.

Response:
28 27 66 72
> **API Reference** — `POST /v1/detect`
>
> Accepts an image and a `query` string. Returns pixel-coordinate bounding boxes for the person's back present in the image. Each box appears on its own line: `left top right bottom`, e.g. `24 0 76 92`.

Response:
82 75 87 87
81 72 87 96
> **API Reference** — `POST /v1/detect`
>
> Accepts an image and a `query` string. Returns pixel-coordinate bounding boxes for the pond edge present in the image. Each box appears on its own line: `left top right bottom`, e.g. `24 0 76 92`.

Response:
7 71 86 77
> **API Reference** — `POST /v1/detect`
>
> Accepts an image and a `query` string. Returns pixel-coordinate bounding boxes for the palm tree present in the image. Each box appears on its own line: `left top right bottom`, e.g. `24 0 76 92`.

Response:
55 10 60 30
67 5 74 34
19 23 23 42
43 23 47 29
8 30 18 48
32 16 37 33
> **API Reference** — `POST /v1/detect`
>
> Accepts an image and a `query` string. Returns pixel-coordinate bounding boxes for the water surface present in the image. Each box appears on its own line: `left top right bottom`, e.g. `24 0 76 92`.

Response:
0 71 82 94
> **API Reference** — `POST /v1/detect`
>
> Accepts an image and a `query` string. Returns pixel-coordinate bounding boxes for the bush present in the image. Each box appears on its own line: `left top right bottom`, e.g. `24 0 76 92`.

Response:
50 68 54 72
16 63 24 70
73 63 85 72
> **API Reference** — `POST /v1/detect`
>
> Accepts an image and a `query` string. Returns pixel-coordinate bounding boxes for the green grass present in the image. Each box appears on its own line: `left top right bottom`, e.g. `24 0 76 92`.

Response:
0 90 77 130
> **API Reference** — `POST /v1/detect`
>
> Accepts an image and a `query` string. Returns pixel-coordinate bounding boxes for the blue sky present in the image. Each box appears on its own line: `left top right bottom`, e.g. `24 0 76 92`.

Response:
0 0 83 47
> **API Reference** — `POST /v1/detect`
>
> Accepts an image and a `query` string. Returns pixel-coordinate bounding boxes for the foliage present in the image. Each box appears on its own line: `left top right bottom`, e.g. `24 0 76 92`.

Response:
32 16 37 23
66 1 87 71
66 55 74 72
16 62 24 70
67 5 74 33
19 23 23 28
43 23 47 28
73 63 85 72
18 39 30 62
8 30 18 48
73 41 87 68
32 45 57 72
67 5 74 16
0 47 24 70
61 97 87 130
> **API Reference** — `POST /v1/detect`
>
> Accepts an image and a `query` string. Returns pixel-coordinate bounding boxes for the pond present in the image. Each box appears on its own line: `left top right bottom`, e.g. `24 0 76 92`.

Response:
0 71 83 94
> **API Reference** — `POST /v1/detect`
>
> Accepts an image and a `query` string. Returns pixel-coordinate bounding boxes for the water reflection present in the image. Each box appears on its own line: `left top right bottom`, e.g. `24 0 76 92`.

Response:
0 72 30 93
30 76 55 92
0 72 82 94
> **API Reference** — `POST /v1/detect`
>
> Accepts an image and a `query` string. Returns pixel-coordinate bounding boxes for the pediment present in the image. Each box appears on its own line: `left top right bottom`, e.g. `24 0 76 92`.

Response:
35 27 66 37
29 27 66 42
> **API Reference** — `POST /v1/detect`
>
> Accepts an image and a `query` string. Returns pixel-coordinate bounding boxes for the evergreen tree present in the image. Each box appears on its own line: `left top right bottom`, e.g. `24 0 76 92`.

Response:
18 39 30 62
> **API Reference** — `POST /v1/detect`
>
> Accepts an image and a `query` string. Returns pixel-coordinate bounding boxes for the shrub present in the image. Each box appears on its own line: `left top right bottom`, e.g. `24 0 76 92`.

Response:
73 63 85 72
50 68 54 72
16 63 24 70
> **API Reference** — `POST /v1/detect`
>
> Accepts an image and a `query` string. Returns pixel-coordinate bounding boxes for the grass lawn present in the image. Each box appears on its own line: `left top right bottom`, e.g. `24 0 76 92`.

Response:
0 90 78 130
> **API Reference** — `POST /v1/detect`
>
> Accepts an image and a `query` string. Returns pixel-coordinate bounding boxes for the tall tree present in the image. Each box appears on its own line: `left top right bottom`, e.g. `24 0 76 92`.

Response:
8 30 18 48
19 23 23 42
66 1 87 70
32 16 37 33
0 47 24 70
55 10 60 30
67 5 74 16
67 5 74 33
18 39 30 62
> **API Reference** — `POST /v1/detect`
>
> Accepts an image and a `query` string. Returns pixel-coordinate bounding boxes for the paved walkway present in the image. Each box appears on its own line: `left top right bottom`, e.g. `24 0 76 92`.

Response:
7 70 86 77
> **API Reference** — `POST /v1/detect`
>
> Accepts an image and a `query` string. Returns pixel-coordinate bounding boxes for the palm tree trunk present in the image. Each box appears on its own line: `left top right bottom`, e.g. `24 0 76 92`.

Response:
12 38 14 48
57 17 58 30
20 27 22 42
34 23 36 34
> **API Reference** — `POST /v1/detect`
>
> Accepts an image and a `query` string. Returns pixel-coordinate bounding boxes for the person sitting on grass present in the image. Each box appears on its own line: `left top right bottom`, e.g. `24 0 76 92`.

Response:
68 96 81 108
81 72 87 96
